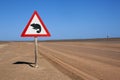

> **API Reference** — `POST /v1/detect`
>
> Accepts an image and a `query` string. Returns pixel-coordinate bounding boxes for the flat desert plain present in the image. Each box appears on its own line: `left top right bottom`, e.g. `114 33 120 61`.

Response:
0 39 120 80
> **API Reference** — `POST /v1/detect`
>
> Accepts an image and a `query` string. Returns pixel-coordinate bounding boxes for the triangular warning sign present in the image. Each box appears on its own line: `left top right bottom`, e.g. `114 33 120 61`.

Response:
21 11 51 37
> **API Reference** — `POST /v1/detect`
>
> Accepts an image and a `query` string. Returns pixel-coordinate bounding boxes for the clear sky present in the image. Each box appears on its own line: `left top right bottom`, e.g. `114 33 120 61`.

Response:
0 0 120 41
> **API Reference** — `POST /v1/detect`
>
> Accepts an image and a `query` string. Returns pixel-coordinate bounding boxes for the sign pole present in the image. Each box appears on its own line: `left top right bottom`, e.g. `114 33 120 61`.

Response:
34 37 38 68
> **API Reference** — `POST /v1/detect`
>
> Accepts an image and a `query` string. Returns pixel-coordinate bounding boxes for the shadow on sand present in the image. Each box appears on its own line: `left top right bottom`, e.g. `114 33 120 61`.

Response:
13 61 34 67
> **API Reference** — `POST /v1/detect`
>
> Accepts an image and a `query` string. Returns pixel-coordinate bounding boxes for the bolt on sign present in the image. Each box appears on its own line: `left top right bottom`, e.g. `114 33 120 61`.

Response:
21 11 51 68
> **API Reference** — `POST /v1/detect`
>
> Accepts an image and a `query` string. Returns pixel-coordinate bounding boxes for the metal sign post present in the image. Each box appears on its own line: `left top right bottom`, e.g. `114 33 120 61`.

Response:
34 37 38 68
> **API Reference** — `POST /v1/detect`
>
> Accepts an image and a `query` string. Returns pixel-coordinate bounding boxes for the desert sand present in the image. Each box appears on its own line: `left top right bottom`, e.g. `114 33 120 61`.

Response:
0 39 120 80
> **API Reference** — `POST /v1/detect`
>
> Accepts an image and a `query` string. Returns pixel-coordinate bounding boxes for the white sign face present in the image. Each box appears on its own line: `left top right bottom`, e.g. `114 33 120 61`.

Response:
25 15 47 34
21 11 51 37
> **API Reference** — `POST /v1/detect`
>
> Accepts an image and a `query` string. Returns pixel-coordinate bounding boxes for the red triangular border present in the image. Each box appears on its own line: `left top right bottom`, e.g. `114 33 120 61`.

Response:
21 11 51 37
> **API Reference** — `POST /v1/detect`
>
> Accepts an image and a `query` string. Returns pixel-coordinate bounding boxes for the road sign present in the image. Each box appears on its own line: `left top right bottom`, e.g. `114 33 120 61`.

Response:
21 11 51 68
21 11 51 37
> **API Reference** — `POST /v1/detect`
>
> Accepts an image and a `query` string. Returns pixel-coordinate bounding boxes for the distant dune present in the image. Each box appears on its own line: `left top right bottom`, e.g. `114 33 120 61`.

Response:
0 38 120 43
41 38 120 42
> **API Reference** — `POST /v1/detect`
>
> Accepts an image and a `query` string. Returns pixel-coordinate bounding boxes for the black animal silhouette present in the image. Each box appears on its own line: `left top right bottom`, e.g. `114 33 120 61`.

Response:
31 23 41 33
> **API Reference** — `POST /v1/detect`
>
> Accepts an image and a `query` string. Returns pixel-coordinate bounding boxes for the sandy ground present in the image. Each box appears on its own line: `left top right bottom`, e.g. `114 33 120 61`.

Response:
0 39 120 80
0 42 72 80
38 40 120 80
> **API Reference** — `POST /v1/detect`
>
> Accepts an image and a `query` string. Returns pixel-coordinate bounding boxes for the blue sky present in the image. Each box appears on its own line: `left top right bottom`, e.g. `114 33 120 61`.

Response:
0 0 120 41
